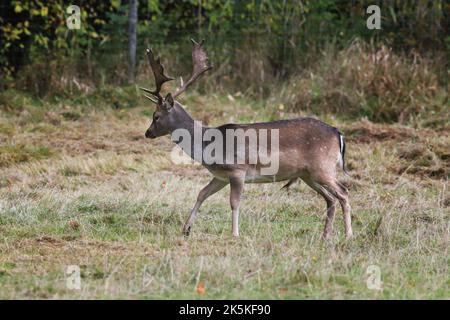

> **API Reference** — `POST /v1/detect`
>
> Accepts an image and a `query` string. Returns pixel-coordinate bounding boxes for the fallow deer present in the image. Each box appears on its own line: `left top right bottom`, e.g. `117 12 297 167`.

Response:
140 39 352 240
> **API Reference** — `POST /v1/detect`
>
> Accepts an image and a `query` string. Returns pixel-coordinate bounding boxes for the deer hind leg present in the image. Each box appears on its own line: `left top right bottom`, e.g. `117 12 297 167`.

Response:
332 181 352 239
302 177 337 240
183 178 228 236
320 179 352 239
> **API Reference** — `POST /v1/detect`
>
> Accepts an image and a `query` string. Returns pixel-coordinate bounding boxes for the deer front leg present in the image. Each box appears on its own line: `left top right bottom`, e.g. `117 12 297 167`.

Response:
183 178 228 236
229 174 245 237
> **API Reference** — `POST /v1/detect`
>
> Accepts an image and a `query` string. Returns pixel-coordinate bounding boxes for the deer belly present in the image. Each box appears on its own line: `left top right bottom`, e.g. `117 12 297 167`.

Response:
244 169 296 183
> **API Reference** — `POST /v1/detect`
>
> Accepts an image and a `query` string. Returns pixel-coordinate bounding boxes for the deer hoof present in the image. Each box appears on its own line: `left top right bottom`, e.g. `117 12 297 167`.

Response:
182 226 191 237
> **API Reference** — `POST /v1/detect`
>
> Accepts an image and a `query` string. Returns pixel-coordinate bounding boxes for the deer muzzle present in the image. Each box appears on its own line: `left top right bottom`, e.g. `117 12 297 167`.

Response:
145 129 156 139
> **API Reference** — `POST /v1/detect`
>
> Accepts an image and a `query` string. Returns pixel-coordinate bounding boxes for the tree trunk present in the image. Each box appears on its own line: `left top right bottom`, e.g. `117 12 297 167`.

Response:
127 0 138 84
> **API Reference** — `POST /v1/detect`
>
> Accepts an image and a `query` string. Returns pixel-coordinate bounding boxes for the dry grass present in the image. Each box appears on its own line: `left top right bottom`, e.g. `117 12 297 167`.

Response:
276 41 448 126
341 119 449 180
0 94 448 299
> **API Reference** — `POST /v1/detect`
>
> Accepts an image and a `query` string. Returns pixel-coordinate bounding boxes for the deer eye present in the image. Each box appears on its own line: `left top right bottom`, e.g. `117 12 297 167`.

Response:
154 115 160 121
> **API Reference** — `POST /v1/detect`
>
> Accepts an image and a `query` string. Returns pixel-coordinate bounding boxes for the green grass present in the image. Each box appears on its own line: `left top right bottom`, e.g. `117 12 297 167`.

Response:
0 144 54 167
0 178 447 299
0 93 448 299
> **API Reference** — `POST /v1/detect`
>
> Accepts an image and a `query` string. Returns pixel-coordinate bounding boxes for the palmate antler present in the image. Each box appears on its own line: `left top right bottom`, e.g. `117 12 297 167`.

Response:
140 48 174 104
173 39 212 98
140 39 212 105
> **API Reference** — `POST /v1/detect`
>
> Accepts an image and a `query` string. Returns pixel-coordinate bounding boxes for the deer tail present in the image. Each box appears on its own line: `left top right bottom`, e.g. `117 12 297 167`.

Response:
338 131 349 176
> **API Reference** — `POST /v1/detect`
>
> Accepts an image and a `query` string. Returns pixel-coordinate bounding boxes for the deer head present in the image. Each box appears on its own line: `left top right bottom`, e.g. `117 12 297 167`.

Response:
141 39 212 139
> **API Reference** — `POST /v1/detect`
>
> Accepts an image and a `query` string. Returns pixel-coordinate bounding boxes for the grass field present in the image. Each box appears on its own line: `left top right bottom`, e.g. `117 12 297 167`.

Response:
0 93 448 299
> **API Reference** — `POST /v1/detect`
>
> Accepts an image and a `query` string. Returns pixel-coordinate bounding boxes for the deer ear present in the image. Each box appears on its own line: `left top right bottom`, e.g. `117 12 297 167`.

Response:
163 93 174 110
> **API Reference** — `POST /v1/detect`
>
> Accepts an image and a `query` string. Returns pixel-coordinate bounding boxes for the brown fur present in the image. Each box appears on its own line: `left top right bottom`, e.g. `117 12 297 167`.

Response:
146 102 352 239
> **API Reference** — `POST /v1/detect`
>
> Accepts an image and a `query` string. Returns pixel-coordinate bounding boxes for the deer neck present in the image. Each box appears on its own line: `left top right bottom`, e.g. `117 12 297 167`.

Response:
171 104 208 163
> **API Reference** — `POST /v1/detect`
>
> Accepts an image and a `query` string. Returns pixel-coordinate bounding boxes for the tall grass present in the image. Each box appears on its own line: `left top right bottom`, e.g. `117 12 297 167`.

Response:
275 41 448 125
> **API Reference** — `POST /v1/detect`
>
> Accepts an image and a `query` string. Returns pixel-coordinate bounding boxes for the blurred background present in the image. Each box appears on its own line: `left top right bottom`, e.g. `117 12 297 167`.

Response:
1 0 448 125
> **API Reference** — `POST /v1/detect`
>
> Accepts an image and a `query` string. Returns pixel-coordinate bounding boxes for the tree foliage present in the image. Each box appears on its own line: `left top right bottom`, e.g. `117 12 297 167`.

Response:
0 0 448 93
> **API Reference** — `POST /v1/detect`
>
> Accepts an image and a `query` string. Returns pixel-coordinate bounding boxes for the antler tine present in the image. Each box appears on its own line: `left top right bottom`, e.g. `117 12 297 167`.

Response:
140 47 174 103
173 39 212 98
143 93 158 104
139 87 153 94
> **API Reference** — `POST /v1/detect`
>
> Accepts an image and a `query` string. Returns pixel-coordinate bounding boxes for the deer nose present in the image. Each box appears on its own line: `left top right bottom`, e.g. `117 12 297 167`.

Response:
145 129 155 139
